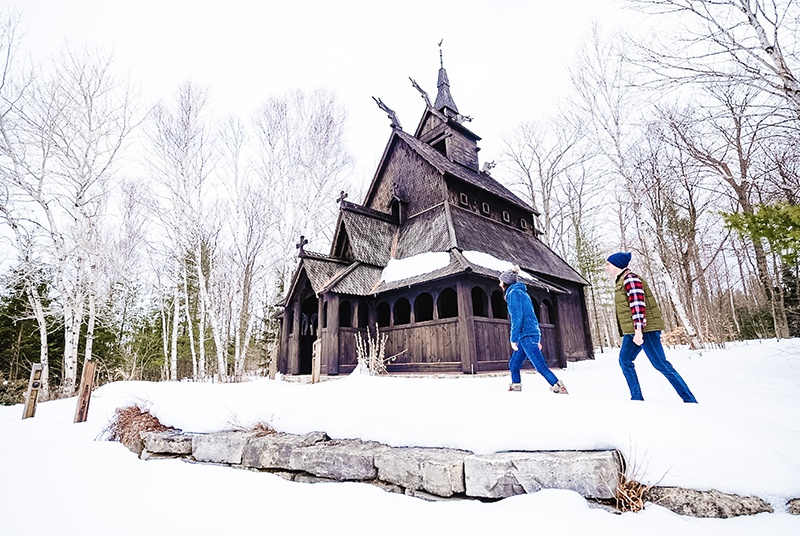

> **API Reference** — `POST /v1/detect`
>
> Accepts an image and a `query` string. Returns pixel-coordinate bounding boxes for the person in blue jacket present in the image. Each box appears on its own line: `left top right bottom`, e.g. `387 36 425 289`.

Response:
500 265 568 394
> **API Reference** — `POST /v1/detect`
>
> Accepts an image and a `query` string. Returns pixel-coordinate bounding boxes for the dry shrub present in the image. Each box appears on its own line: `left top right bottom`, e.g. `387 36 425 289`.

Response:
251 422 278 437
662 326 690 347
616 474 650 512
104 405 172 455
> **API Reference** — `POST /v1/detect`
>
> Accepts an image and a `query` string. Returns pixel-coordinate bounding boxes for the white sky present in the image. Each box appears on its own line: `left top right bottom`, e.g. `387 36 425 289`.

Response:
4 0 625 185
2 338 800 534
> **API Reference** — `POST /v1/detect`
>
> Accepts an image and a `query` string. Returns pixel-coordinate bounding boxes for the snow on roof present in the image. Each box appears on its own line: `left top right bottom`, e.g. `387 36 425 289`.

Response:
380 252 451 283
462 250 537 281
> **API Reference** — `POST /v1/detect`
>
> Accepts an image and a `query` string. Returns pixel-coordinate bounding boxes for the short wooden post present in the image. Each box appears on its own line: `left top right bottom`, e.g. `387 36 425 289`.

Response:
74 359 97 423
21 363 44 420
311 339 322 384
268 345 278 380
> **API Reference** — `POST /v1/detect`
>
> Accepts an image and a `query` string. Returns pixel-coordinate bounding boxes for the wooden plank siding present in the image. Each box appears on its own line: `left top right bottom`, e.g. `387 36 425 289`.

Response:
337 320 463 374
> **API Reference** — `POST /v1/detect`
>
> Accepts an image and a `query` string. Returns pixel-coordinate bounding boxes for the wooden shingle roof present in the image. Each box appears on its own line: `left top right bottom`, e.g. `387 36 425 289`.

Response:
449 204 587 285
330 201 397 266
393 130 537 215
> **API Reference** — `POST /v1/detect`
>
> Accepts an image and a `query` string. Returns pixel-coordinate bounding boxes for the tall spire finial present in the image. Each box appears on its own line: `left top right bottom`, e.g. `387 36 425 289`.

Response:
438 39 444 68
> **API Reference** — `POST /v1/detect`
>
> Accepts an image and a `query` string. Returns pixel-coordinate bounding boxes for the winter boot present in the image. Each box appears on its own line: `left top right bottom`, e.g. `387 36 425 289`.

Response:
508 383 522 392
550 380 568 394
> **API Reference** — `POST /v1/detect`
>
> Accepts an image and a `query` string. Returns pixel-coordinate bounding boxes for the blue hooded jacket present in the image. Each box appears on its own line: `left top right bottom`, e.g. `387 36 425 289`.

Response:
505 281 541 344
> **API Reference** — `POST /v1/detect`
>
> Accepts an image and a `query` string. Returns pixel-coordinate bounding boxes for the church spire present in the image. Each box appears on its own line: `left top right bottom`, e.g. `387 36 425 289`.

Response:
433 40 459 114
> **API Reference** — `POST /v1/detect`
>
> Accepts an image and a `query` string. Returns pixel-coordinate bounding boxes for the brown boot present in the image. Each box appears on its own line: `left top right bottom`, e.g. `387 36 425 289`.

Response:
550 380 568 394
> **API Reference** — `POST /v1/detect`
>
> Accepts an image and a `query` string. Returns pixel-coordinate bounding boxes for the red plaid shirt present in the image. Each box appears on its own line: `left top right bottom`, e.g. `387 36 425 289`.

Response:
623 271 647 331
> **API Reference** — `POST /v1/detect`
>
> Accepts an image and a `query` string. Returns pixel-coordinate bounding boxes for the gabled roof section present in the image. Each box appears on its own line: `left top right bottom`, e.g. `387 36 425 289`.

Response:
394 203 454 259
301 253 351 294
448 204 587 285
325 263 384 296
330 201 398 267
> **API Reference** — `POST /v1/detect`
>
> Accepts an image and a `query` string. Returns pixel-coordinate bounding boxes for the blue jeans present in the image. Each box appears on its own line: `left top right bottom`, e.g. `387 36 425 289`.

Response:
509 337 559 386
618 331 697 403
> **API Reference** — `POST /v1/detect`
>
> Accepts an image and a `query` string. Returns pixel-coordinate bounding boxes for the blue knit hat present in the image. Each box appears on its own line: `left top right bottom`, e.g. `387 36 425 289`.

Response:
607 252 632 269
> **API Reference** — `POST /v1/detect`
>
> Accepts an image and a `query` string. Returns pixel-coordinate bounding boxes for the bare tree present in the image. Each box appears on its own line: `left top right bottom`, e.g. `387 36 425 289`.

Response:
569 23 703 347
146 82 218 380
501 117 588 251
0 38 135 395
628 0 800 118
252 88 353 287
663 85 790 337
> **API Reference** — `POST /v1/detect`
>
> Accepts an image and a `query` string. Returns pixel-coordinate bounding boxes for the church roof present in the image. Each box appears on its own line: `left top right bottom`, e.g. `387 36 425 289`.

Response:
394 129 537 214
333 202 397 266
433 66 459 113
448 204 587 285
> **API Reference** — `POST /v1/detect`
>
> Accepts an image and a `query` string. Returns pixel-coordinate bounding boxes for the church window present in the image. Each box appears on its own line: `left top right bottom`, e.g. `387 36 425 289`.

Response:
394 298 411 325
437 288 459 318
377 302 391 327
459 192 469 207
472 286 489 317
502 210 510 223
339 300 352 328
520 219 528 230
481 202 490 215
491 290 508 319
414 292 434 322
357 301 369 328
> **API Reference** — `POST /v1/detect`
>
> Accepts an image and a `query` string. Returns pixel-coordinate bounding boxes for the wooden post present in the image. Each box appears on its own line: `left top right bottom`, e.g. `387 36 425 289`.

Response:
268 344 278 380
311 339 322 384
456 278 479 374
21 363 44 420
73 359 97 423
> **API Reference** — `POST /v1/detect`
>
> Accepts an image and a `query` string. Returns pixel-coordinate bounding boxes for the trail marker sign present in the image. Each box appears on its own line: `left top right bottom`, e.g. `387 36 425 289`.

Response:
22 363 44 420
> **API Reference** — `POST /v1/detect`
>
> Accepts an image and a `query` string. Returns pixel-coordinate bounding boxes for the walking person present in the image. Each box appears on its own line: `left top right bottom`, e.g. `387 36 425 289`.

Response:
604 252 698 403
500 265 568 394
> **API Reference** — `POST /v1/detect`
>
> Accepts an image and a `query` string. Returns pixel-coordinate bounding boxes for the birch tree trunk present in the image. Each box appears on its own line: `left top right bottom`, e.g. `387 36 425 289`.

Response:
170 282 180 381
182 261 198 379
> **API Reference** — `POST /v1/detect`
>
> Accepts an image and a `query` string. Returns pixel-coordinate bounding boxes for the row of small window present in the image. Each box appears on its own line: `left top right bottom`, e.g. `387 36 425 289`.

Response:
458 192 529 229
290 287 553 335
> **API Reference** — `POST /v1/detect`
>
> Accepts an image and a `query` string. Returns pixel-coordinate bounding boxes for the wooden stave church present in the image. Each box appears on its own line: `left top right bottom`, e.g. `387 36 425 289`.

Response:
277 62 594 376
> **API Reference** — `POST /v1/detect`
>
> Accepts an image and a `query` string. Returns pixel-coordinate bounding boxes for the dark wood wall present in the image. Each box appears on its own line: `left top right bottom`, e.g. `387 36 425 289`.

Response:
281 272 592 376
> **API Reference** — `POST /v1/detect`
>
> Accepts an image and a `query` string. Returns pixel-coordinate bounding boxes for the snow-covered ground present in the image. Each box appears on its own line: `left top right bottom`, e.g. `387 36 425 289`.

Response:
2 338 799 535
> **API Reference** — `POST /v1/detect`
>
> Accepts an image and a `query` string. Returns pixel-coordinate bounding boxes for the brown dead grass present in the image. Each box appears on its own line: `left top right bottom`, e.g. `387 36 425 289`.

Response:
616 474 650 512
250 422 278 437
104 406 173 455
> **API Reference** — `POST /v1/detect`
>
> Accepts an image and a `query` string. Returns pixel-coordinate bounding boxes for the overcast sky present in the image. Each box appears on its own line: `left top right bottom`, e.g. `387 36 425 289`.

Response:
4 0 625 190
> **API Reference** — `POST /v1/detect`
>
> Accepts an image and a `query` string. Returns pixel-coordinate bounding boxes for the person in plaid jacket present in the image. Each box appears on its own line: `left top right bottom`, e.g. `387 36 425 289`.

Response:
604 252 698 403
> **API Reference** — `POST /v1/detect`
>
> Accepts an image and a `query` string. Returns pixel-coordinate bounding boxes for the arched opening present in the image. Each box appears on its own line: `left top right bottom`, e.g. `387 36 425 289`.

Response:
339 300 352 328
531 296 541 321
393 297 411 325
321 301 328 329
437 287 459 319
491 290 507 319
541 299 552 324
299 295 319 374
357 301 370 328
414 292 434 322
471 286 489 317
377 301 391 327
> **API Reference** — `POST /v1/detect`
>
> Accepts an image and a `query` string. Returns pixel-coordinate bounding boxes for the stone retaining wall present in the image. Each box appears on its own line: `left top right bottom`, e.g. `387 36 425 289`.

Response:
132 429 789 518
139 429 619 502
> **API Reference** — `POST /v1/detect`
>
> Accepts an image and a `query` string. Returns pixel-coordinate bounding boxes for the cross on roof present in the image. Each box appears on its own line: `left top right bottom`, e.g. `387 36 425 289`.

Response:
336 191 348 204
295 235 308 257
